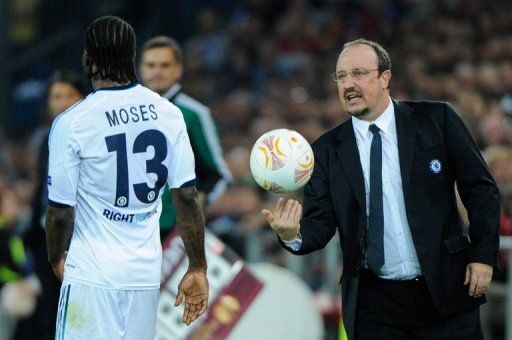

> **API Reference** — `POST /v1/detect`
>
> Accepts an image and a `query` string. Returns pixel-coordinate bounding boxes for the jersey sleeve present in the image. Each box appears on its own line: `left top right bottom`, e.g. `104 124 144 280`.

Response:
47 116 81 207
167 124 196 189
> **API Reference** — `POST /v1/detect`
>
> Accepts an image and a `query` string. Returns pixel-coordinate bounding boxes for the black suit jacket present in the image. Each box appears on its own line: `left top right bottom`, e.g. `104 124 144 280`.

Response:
280 100 500 339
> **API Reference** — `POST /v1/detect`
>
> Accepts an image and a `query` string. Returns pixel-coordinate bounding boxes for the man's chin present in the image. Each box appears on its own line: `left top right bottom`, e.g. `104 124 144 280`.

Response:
348 107 370 118
147 84 167 94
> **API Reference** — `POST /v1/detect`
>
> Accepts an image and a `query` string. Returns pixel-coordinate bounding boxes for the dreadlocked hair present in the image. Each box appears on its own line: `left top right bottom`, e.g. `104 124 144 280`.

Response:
84 16 137 83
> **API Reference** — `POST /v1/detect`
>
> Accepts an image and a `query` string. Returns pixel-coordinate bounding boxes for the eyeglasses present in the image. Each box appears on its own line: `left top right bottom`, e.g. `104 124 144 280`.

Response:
331 68 380 83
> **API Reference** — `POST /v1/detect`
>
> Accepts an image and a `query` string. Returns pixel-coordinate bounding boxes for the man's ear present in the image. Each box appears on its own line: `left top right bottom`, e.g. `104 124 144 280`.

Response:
174 63 184 81
380 70 392 89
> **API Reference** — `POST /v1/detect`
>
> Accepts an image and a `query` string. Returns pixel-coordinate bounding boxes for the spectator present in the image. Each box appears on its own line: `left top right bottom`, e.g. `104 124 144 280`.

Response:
22 70 86 340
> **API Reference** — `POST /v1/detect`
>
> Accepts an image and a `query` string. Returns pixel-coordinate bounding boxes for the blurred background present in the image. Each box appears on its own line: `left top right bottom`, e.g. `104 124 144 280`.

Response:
1 0 512 339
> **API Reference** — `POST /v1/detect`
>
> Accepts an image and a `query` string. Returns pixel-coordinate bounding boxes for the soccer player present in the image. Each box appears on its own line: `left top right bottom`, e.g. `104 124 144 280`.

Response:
139 36 232 241
45 16 208 339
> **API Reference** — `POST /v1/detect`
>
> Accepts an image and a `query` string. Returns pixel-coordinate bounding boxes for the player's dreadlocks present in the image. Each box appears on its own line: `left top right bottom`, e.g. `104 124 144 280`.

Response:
83 16 137 83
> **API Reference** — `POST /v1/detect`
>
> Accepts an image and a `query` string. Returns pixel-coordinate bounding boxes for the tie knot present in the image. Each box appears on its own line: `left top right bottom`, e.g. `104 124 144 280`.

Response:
369 124 380 135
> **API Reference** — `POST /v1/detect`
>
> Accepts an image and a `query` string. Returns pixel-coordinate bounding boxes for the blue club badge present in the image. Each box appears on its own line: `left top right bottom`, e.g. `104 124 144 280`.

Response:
429 159 442 174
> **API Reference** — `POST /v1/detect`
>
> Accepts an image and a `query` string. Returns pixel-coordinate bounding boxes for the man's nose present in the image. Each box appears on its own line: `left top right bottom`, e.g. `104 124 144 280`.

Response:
152 68 164 77
343 76 356 89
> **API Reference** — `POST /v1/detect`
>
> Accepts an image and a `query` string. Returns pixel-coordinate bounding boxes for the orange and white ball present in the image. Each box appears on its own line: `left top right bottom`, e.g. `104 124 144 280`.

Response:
250 129 314 193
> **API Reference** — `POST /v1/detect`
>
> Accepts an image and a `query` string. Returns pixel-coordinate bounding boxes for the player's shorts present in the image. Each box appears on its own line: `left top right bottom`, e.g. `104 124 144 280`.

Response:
55 280 159 340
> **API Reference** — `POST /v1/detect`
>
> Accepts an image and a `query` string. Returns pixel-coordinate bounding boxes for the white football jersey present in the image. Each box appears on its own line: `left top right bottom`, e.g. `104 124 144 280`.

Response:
47 83 196 289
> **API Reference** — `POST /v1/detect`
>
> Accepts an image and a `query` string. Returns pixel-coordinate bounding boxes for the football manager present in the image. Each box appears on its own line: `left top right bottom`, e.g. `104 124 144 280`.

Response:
262 38 500 339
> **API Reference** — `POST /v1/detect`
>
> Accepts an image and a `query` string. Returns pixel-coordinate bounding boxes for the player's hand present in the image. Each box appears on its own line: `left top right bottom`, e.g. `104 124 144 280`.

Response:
464 262 493 298
175 269 209 325
51 251 67 282
262 197 302 241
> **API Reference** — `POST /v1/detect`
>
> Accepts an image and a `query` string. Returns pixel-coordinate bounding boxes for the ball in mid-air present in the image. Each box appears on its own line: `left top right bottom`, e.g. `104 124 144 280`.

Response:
250 129 314 193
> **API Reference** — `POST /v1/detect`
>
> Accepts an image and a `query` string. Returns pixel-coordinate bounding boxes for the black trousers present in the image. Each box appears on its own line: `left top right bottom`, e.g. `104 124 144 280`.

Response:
355 269 483 340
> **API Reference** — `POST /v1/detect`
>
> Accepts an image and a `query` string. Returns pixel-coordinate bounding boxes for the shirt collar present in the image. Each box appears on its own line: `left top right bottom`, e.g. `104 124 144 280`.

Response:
95 82 139 92
351 97 394 137
161 83 182 100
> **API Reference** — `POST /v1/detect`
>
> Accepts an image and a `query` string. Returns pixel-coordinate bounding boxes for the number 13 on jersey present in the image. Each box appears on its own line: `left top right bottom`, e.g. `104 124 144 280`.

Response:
105 129 168 207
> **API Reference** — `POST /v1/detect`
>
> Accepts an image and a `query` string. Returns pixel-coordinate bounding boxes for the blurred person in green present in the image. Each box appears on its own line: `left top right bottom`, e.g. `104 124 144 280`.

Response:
139 36 231 241
0 185 39 340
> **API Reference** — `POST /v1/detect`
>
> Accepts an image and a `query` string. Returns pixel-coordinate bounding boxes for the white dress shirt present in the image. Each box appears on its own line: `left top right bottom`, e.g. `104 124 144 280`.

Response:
283 98 422 279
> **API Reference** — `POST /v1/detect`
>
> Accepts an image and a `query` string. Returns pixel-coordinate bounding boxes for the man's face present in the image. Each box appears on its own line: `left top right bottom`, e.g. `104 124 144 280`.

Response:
48 82 83 118
335 44 391 120
139 47 183 95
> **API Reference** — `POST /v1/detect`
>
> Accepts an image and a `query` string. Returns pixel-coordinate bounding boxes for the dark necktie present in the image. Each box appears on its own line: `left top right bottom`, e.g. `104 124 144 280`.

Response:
367 124 384 273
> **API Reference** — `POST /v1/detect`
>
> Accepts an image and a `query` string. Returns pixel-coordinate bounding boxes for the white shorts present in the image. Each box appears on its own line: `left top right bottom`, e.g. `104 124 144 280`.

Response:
55 280 159 340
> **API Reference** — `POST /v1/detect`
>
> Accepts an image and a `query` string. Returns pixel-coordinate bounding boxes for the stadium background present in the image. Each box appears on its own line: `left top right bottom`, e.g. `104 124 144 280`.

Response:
0 0 512 339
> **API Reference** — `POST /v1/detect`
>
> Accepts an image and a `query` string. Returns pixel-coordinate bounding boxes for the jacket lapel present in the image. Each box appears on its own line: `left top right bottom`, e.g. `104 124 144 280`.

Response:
335 121 366 212
394 100 417 193
333 100 416 212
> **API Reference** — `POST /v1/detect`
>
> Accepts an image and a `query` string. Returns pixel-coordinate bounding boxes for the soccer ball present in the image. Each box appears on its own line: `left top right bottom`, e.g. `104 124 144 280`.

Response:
250 129 314 193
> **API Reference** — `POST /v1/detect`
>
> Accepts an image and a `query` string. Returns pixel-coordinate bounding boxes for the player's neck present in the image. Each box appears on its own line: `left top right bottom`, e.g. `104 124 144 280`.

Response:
91 78 132 91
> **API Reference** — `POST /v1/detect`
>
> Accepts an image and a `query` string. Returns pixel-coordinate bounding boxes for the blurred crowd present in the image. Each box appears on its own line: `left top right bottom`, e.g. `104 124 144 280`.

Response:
1 0 512 339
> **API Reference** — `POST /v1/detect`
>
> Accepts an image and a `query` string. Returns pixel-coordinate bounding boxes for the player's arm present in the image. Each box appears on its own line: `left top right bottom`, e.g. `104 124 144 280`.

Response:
172 185 208 325
45 205 74 281
173 185 207 270
167 113 208 324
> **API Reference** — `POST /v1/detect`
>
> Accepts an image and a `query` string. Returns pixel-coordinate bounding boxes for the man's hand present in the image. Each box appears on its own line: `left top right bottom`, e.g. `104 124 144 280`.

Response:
464 262 493 297
173 186 208 325
51 251 67 282
174 269 209 325
262 197 302 241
